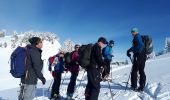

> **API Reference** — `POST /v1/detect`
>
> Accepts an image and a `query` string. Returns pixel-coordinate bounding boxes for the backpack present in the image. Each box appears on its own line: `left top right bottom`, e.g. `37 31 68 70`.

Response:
48 55 56 71
141 35 153 55
78 44 93 69
10 46 28 78
64 52 74 69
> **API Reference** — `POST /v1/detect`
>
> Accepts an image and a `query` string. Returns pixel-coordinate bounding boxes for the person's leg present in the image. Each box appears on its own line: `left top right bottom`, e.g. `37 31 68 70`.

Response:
107 59 111 75
55 72 62 95
131 61 138 89
23 84 36 100
85 69 92 100
67 72 78 98
138 54 146 90
89 68 101 100
102 59 110 78
51 79 56 98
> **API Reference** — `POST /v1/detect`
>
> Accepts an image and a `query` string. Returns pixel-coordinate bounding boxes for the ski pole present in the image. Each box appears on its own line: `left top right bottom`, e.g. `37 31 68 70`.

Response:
107 80 114 100
125 56 133 92
61 71 67 85
48 79 54 91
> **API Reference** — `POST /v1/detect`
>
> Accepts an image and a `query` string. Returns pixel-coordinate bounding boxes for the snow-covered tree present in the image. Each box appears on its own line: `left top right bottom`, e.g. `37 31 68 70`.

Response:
0 31 5 37
61 39 75 53
3 42 7 48
20 31 59 44
164 37 170 53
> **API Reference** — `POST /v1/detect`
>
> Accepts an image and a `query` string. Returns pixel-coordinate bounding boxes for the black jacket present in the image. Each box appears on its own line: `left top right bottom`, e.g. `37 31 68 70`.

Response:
21 45 44 84
90 43 105 69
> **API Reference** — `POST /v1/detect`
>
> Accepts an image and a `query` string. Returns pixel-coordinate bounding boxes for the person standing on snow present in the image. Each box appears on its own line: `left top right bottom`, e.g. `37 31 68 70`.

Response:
21 37 46 100
48 51 64 99
127 28 146 92
66 44 80 99
102 40 114 79
85 37 107 100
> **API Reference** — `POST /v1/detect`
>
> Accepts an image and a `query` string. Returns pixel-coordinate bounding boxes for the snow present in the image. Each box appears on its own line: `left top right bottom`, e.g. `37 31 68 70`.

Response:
0 36 170 100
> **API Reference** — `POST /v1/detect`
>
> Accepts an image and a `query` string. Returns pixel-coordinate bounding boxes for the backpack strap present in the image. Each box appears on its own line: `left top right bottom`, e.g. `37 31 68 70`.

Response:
24 47 29 84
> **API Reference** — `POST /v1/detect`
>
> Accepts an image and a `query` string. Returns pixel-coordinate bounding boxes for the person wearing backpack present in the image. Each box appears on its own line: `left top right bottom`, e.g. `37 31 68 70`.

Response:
21 37 46 100
127 28 146 92
48 51 64 99
85 37 107 100
102 40 114 79
66 44 80 99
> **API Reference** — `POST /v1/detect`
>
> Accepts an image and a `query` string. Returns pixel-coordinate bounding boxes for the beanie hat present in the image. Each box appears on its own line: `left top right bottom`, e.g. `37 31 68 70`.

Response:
98 37 107 44
131 27 139 33
109 40 114 44
28 37 41 45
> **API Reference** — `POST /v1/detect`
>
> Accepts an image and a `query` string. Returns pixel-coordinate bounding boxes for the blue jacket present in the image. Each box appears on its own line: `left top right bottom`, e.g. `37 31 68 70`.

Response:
129 33 144 53
103 45 113 60
54 54 64 73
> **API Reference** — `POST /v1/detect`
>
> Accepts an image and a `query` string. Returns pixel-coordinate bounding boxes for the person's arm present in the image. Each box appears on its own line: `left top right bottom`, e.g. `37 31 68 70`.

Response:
130 35 144 53
30 50 44 79
95 46 105 67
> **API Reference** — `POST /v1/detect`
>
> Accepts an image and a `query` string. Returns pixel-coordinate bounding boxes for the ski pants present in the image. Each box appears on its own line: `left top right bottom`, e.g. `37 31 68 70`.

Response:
51 72 62 98
131 53 146 89
67 71 79 96
23 84 36 100
102 59 111 78
85 67 101 100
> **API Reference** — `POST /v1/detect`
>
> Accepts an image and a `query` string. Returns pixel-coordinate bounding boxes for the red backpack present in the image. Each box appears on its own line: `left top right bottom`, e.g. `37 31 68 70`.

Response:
48 55 56 71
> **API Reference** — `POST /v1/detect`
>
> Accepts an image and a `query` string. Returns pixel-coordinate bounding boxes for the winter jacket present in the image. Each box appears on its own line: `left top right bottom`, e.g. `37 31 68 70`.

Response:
21 45 44 85
54 54 64 73
69 51 80 73
129 33 144 54
103 45 113 60
90 43 105 69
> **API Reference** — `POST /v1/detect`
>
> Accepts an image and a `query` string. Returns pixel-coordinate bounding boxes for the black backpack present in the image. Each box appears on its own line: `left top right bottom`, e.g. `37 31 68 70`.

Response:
141 35 153 55
64 52 72 68
78 44 93 69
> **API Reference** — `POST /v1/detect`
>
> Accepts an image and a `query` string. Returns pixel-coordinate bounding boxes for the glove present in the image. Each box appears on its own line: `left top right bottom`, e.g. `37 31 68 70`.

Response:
127 50 131 57
40 77 46 85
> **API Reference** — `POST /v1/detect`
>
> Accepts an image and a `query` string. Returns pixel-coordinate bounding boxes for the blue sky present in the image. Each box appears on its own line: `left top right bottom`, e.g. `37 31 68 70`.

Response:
0 0 170 60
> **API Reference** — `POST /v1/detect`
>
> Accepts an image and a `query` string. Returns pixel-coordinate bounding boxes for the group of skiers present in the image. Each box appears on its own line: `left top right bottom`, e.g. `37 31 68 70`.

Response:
48 44 81 99
11 27 150 100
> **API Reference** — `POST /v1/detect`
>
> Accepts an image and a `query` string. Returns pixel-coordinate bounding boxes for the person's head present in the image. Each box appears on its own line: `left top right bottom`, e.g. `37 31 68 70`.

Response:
131 28 139 36
109 40 114 47
59 51 64 57
97 37 107 48
74 44 80 51
28 37 43 49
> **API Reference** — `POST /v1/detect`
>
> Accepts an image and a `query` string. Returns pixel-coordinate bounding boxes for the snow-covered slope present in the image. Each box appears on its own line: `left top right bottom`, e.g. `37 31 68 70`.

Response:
0 35 170 100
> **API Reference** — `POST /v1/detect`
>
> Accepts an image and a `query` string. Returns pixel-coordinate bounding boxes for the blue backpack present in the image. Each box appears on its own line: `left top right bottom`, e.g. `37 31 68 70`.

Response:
10 46 28 78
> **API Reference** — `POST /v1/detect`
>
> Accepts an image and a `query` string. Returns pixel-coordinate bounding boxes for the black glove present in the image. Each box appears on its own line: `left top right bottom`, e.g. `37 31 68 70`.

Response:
127 50 131 57
41 77 46 85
